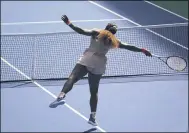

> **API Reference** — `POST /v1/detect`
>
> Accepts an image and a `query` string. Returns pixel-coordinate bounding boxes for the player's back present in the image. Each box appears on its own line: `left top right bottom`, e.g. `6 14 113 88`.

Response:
87 29 111 55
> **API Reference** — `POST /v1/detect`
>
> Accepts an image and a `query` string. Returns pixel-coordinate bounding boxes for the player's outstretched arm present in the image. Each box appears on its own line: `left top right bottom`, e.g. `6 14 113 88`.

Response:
118 41 152 57
61 15 98 36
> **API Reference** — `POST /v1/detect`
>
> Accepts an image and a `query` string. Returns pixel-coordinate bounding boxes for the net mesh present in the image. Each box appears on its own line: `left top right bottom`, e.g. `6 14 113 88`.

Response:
1 23 188 82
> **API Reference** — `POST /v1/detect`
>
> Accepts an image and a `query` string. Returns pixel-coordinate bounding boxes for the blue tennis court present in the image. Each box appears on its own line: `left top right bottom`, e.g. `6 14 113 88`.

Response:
1 1 188 132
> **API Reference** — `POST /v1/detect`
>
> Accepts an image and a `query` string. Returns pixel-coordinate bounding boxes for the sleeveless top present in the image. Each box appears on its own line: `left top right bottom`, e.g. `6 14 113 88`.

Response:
77 29 112 75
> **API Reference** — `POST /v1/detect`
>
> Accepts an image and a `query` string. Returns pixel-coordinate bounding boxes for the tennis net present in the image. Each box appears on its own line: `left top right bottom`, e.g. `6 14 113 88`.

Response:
1 23 188 82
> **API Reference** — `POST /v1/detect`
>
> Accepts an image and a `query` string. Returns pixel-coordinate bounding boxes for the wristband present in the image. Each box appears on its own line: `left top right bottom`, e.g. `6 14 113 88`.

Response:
141 48 146 53
67 20 71 25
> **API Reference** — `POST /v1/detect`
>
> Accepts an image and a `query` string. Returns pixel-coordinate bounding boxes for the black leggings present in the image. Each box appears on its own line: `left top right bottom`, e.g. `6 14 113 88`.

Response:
61 64 102 112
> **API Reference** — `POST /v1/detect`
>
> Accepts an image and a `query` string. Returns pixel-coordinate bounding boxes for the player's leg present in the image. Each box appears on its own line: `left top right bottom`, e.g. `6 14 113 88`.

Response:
59 64 88 97
87 72 102 126
49 64 88 108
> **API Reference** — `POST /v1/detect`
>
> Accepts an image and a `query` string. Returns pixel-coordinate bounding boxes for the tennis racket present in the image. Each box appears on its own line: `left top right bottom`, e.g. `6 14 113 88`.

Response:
152 54 187 71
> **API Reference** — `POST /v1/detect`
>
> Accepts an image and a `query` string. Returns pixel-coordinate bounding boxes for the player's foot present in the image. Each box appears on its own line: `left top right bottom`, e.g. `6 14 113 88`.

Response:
49 95 66 108
88 114 98 126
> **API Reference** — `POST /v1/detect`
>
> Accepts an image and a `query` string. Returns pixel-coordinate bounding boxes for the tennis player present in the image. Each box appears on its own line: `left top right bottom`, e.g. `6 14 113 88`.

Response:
50 15 152 126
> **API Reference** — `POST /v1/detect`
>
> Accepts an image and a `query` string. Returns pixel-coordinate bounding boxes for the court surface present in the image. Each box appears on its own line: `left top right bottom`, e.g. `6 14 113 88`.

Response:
1 1 188 132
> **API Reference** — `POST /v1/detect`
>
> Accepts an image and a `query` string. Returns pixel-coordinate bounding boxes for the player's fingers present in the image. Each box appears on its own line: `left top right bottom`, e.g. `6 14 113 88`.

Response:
61 15 68 20
61 16 64 21
148 53 152 57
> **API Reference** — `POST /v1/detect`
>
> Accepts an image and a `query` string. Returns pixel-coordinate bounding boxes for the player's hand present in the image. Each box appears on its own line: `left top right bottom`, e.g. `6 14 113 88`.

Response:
61 15 71 25
141 48 152 57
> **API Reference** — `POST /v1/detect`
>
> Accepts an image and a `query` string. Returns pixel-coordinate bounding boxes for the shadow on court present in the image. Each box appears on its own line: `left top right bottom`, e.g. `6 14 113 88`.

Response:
83 127 97 133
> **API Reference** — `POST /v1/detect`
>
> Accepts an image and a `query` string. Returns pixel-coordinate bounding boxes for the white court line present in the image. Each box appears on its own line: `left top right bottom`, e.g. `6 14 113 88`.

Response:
1 22 188 36
2 22 187 36
88 1 188 50
1 57 106 132
1 18 126 25
144 1 188 21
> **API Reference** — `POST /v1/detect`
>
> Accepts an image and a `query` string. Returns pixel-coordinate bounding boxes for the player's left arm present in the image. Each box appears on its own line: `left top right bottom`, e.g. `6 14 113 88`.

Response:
61 15 99 36
69 24 98 36
118 41 152 57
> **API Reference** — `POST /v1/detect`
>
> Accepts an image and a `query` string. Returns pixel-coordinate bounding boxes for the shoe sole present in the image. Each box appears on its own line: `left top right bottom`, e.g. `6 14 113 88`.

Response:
49 100 65 108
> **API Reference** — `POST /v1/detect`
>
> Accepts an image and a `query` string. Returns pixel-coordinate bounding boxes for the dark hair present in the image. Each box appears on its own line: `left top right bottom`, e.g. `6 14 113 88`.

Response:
105 23 118 34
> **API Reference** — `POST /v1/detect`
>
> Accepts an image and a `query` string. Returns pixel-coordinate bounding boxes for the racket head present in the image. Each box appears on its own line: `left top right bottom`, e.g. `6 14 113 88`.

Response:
166 56 187 71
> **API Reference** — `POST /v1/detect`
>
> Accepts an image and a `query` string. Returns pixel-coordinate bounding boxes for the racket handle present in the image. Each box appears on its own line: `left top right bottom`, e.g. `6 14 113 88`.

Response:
152 54 169 58
151 54 159 57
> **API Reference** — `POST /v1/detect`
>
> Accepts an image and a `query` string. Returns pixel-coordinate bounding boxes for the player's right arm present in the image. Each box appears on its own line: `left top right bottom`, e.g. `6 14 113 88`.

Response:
61 15 98 36
118 41 152 57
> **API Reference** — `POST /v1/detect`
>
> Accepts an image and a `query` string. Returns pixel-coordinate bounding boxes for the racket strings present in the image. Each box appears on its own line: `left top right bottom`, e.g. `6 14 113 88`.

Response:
167 57 187 71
